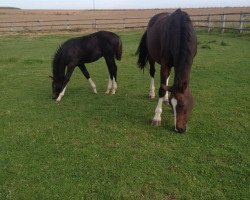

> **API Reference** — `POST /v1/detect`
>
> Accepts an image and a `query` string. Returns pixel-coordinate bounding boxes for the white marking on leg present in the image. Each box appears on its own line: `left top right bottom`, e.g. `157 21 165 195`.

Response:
153 98 163 124
149 77 155 98
111 78 117 95
164 76 170 103
171 97 178 131
106 77 112 94
88 78 97 94
56 86 67 102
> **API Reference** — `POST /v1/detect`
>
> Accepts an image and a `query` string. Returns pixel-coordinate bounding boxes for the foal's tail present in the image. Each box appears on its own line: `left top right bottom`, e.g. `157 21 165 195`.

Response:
115 37 122 61
136 31 149 70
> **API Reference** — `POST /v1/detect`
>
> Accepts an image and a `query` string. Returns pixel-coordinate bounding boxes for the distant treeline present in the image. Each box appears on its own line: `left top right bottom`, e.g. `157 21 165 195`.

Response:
0 7 21 10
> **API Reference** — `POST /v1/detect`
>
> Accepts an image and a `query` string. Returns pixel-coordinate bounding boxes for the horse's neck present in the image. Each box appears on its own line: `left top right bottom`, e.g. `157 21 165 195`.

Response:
53 64 65 83
173 69 190 92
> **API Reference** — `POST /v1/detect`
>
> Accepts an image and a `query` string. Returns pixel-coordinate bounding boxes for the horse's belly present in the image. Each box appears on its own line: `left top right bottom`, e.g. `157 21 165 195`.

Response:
83 51 102 63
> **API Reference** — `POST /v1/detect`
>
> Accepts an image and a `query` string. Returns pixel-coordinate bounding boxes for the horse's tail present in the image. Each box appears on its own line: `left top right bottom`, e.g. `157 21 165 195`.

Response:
136 31 149 70
115 37 122 61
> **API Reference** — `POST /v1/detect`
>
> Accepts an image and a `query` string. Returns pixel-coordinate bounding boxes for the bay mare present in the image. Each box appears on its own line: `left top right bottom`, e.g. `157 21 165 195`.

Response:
50 31 122 102
136 9 197 133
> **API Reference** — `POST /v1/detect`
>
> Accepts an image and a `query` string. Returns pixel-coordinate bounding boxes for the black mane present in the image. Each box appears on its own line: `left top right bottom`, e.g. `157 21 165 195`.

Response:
166 9 196 91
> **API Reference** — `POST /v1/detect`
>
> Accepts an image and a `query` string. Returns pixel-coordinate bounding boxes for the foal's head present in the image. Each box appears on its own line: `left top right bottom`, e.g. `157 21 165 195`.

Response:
168 86 194 133
50 76 62 99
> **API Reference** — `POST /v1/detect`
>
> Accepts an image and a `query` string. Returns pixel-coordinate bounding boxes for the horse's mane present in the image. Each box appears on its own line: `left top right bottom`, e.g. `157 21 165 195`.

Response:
167 9 195 91
52 44 65 82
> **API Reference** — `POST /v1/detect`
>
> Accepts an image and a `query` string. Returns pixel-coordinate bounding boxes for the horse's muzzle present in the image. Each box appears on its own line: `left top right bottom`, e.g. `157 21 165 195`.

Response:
52 94 58 99
175 127 186 133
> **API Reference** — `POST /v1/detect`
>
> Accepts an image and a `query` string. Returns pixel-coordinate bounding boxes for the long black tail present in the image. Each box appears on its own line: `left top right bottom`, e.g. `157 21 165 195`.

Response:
136 31 149 70
115 37 122 61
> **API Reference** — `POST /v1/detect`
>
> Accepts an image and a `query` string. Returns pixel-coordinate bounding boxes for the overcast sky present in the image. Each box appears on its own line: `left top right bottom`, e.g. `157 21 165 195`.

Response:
0 0 249 9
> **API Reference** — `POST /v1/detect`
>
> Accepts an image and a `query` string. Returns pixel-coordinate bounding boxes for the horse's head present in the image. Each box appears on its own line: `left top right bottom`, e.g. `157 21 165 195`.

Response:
167 86 194 133
49 76 62 99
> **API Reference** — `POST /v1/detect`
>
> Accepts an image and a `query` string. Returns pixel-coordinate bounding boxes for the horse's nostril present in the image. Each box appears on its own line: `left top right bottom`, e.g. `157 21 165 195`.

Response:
176 127 186 133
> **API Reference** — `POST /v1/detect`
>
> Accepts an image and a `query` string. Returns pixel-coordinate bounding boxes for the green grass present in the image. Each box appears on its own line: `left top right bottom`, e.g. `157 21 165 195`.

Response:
0 30 249 199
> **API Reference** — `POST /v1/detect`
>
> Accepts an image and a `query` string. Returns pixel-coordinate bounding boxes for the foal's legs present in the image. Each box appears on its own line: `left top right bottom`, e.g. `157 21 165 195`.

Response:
104 57 117 95
56 65 75 102
149 58 156 99
78 64 97 94
152 64 170 126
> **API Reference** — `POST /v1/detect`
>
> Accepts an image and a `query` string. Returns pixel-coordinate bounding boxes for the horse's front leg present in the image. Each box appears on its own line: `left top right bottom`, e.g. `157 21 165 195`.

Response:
56 66 75 102
149 58 155 99
79 64 97 94
152 64 170 126
163 75 170 104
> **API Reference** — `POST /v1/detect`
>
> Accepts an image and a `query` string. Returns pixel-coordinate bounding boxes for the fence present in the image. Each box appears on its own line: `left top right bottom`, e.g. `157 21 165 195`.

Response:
0 12 250 33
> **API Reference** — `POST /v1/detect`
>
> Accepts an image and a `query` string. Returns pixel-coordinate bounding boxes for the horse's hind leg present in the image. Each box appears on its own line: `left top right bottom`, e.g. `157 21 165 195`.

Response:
78 63 97 94
149 57 155 99
104 57 117 95
56 65 75 102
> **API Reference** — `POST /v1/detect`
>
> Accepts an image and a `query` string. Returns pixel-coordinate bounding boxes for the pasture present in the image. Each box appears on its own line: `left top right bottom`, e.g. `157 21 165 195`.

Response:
0 31 249 199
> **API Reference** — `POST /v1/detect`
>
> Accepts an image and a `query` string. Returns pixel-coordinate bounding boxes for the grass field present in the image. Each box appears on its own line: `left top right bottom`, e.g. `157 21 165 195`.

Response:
0 30 249 199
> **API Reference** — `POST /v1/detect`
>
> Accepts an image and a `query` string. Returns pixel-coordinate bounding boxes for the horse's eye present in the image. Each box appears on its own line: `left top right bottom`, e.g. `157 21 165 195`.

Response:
177 104 184 109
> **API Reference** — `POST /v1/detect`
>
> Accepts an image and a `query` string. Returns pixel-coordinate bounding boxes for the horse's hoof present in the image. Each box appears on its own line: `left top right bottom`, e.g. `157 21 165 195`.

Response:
149 95 155 99
152 119 161 126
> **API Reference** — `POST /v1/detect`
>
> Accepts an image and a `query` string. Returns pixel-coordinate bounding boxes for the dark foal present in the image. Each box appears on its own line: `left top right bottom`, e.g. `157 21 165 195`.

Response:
51 31 122 102
136 9 197 133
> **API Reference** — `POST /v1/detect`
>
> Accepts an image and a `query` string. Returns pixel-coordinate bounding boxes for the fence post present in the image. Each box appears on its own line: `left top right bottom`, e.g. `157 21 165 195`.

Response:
10 23 14 32
94 19 97 29
66 20 70 30
221 13 226 33
208 14 211 33
123 18 125 28
38 20 42 31
239 12 244 33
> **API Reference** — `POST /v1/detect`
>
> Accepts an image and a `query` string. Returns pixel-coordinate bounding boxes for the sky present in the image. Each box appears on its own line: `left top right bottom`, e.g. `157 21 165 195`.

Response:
0 0 249 10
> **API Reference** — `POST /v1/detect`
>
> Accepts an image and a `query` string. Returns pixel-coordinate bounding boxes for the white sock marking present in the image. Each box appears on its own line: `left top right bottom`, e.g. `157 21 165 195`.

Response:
88 78 97 94
106 77 112 94
56 86 67 102
149 77 155 98
171 97 178 131
164 76 170 102
111 78 117 95
153 98 163 122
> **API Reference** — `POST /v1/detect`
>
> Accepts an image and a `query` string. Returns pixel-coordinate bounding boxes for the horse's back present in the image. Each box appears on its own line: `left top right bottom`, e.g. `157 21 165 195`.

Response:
96 31 121 59
147 12 170 64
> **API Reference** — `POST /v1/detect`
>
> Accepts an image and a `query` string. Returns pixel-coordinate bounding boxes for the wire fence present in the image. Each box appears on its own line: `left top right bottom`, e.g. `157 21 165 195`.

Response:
0 12 250 33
